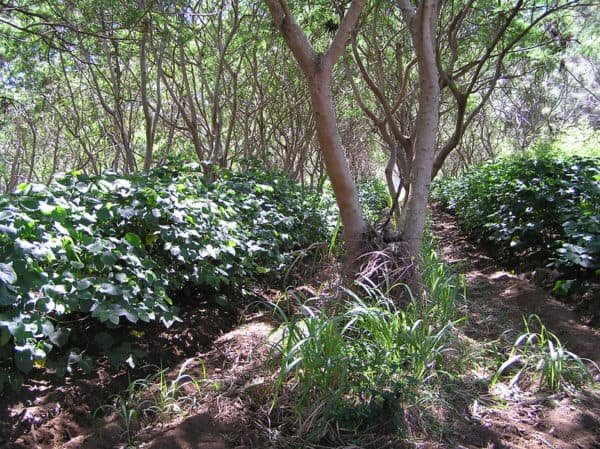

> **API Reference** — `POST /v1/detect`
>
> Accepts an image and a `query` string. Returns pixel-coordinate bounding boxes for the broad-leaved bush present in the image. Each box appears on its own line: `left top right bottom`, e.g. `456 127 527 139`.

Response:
0 163 331 389
431 155 600 272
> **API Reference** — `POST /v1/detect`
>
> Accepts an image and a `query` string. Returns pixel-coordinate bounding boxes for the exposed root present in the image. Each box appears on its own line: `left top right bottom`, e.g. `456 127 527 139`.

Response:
355 237 416 302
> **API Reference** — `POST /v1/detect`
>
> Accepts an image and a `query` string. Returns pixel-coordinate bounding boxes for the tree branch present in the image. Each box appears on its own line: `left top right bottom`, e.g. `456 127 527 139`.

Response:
325 0 366 67
264 0 316 71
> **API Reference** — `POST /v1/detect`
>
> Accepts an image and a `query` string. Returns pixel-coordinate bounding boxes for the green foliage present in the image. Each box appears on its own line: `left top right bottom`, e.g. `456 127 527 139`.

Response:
357 178 390 223
431 155 600 272
273 239 465 437
0 164 330 388
492 315 594 392
553 125 600 158
500 134 600 160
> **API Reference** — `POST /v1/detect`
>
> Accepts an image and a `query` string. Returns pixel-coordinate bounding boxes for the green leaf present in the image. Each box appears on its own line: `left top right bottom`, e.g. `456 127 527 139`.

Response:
41 321 54 338
49 328 69 347
38 202 55 215
14 348 33 374
0 327 11 346
118 207 135 219
75 279 92 291
124 232 142 247
47 284 67 295
492 355 522 385
108 312 120 325
0 284 15 306
100 253 117 266
99 283 120 296
94 332 114 350
7 320 26 342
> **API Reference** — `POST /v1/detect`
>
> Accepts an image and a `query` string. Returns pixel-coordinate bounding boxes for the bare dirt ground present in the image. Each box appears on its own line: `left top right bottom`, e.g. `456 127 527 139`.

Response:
1 210 599 449
0 302 243 449
430 207 600 449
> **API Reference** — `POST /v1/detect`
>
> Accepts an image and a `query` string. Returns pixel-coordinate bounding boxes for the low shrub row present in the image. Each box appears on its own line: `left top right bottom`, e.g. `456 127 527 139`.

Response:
431 155 600 273
0 163 331 389
357 178 391 223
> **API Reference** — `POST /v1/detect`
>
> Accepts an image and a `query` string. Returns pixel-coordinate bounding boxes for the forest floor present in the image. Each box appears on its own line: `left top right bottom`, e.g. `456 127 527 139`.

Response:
1 208 599 449
428 207 600 449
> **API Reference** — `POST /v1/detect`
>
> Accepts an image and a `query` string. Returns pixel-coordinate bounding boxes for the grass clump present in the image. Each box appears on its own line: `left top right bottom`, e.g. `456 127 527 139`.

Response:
492 314 596 392
94 358 205 445
272 239 466 444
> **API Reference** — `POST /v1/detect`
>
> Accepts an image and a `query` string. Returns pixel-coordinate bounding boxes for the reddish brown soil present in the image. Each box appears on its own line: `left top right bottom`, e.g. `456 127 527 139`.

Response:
431 207 600 449
0 302 239 449
137 313 276 449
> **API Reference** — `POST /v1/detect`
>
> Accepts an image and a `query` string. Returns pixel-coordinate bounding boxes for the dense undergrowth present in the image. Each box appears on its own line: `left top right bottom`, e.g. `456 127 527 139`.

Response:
431 155 600 274
269 233 595 446
0 163 332 390
272 239 467 444
357 178 391 223
90 228 596 449
3 160 597 447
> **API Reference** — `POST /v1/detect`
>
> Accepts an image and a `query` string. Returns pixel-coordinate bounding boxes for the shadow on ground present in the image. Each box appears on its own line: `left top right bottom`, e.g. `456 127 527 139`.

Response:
431 207 600 449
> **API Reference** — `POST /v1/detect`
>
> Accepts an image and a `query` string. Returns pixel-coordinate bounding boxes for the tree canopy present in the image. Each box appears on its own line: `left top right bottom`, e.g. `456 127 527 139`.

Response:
0 0 597 260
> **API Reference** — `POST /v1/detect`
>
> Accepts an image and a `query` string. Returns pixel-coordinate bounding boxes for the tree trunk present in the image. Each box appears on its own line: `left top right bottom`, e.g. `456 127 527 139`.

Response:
140 13 154 170
308 69 366 263
265 0 368 267
401 0 440 259
384 144 398 211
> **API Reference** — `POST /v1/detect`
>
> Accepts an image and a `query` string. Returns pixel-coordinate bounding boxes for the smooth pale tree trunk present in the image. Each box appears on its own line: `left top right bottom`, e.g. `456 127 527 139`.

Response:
265 0 368 266
308 71 366 261
400 0 441 259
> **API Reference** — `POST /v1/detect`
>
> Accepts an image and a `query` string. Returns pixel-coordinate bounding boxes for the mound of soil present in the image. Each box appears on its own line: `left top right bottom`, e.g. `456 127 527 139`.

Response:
0 301 238 449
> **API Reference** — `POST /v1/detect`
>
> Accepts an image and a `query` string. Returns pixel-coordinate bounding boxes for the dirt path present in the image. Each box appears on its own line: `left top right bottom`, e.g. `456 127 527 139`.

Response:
431 207 600 449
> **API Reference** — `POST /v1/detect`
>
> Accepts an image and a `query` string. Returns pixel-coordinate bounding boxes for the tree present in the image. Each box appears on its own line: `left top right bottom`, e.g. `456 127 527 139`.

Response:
396 0 440 258
0 0 589 273
264 0 368 265
345 0 580 251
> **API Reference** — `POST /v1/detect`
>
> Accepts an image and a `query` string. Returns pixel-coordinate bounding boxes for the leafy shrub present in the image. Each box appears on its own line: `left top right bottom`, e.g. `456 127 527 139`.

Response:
429 175 459 210
0 163 331 389
357 178 390 223
431 155 600 272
